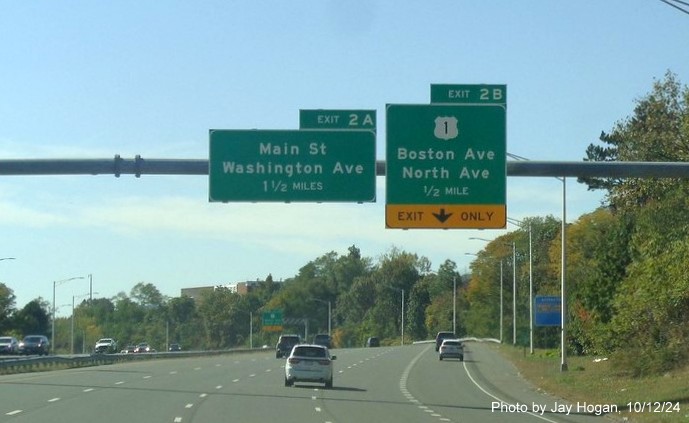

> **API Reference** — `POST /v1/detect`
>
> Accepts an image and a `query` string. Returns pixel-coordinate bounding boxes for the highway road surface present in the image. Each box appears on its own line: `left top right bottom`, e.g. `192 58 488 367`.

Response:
0 342 617 423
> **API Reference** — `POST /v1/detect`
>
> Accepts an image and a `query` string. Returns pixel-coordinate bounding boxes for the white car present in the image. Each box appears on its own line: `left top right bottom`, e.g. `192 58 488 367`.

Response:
284 344 336 388
94 338 117 354
439 339 464 361
0 336 19 354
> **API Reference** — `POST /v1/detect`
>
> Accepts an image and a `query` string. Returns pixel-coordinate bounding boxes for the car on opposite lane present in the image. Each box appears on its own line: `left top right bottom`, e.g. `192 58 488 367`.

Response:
94 338 117 354
438 338 464 361
134 342 155 353
0 336 19 354
284 344 337 388
18 335 50 355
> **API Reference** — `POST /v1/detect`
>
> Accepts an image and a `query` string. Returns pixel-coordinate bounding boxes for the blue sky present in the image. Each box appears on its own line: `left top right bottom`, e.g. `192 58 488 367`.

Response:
1 1 688 314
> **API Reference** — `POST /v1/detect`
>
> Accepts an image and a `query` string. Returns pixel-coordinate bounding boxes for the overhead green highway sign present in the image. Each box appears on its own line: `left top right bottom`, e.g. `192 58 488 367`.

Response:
386 103 506 229
209 129 376 203
299 109 376 132
262 309 283 332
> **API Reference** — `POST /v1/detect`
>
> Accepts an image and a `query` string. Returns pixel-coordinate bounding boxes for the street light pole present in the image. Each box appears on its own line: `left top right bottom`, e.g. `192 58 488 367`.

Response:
470 237 516 345
561 177 568 371
71 293 94 355
310 298 332 337
512 241 517 345
453 276 456 335
401 289 405 346
508 218 534 352
327 301 331 337
507 153 567 369
52 276 85 353
500 260 504 343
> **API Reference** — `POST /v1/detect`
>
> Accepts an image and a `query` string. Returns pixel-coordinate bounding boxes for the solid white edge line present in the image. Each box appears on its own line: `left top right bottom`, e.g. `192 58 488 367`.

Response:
462 358 560 423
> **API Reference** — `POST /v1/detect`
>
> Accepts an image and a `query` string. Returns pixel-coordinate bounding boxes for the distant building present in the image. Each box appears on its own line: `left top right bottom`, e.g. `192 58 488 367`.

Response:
236 280 259 295
181 279 276 302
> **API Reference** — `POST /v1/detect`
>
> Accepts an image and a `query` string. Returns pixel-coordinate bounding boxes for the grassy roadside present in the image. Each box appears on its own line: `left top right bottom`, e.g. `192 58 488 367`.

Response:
494 345 689 423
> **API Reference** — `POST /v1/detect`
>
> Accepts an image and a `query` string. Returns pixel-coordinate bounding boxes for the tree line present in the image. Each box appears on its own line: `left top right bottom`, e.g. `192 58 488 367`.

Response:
1 72 687 377
0 247 462 355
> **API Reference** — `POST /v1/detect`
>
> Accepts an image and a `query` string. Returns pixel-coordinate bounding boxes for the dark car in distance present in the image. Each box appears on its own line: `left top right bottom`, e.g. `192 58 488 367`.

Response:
121 345 136 354
435 331 456 352
276 334 301 358
365 337 380 347
18 335 50 355
313 333 332 349
134 342 154 353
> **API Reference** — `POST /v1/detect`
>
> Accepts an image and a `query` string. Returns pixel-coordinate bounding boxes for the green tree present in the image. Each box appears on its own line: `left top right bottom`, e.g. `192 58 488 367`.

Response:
406 276 431 340
111 293 146 346
130 282 166 308
464 250 504 339
422 260 463 338
14 299 50 335
198 287 249 348
581 71 689 209
0 283 16 333
165 296 203 349
576 72 689 372
371 248 424 343
562 208 632 355
80 297 115 336
609 188 689 375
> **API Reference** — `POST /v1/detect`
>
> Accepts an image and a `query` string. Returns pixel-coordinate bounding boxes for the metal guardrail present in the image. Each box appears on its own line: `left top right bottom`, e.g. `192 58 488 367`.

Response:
0 348 259 375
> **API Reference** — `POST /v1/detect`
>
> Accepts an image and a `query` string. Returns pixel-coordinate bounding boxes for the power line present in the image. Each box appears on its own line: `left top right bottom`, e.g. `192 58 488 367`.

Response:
659 0 689 16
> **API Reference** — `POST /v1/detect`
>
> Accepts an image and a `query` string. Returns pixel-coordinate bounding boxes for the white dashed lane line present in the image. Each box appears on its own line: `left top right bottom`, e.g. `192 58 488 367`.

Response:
400 346 455 423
